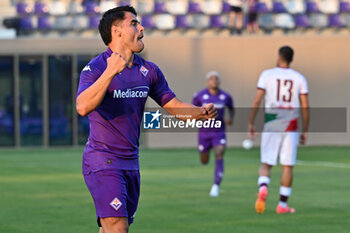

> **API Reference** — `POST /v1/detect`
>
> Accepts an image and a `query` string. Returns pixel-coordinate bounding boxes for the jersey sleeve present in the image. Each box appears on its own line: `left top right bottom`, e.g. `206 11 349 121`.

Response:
299 75 309 94
149 65 176 107
192 92 202 107
76 63 103 98
257 71 268 90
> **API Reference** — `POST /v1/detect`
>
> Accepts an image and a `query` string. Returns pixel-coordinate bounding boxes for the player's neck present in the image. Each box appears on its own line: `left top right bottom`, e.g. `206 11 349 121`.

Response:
208 88 219 95
278 64 289 69
109 45 134 68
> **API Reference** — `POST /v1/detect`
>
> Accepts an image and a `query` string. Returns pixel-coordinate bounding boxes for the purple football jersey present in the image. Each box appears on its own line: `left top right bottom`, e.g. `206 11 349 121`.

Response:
77 48 176 173
192 89 234 133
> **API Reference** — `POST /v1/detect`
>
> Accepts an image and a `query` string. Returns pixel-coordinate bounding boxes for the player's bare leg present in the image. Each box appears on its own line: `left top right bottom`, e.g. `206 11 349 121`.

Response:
246 23 252 34
100 217 129 233
229 11 237 34
210 145 225 197
255 163 272 214
281 165 293 187
251 21 259 33
259 163 272 177
235 12 243 35
247 19 258 34
276 165 295 214
214 145 225 160
200 151 210 164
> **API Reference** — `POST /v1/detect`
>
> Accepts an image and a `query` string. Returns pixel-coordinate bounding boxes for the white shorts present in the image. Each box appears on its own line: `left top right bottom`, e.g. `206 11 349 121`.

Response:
260 132 299 166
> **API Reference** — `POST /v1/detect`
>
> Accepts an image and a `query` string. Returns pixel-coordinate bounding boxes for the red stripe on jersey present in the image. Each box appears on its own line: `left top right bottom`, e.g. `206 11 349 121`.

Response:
285 118 298 132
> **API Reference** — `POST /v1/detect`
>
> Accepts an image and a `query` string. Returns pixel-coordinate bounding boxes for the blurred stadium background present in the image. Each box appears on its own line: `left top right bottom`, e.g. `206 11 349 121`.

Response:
0 0 349 148
0 1 349 233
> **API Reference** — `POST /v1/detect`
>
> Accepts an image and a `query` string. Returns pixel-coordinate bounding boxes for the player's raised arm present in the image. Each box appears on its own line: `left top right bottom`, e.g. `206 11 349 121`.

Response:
148 64 217 121
248 88 265 139
163 97 218 121
299 93 309 145
76 52 127 117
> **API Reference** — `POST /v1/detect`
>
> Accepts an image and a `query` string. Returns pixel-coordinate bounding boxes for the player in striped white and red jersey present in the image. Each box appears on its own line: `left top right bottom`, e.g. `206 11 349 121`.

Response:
248 46 309 214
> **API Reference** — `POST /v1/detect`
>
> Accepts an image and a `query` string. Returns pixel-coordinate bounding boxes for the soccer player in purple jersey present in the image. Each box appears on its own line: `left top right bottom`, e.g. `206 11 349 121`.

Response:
76 6 217 233
192 71 234 197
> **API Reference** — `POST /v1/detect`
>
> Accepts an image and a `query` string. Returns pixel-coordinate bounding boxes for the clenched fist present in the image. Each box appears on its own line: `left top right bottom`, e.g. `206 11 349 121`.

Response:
105 52 127 78
202 103 218 120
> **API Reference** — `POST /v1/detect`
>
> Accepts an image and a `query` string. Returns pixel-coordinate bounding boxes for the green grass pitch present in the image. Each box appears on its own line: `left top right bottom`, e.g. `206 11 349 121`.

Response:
0 146 349 233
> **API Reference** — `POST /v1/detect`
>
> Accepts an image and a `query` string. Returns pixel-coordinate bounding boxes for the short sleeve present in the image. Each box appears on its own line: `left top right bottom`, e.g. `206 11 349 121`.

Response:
149 65 176 107
76 64 103 98
300 75 309 94
192 92 202 107
257 71 267 90
226 94 234 109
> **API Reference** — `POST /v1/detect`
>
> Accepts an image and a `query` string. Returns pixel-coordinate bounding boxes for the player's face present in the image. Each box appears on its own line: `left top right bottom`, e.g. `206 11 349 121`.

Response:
117 12 144 53
207 75 220 89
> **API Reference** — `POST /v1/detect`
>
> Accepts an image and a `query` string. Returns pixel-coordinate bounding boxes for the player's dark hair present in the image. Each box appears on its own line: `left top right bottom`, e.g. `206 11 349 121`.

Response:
98 6 137 46
279 46 294 64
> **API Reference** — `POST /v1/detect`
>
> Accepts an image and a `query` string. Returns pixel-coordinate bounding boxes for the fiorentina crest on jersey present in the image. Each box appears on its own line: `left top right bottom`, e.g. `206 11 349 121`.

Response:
110 197 122 211
140 66 149 77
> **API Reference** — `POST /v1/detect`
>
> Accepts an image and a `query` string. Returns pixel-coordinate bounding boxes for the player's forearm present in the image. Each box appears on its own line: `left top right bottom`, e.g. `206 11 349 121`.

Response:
249 108 258 125
300 94 309 132
249 89 264 125
229 108 234 121
301 107 309 133
249 100 261 125
165 102 206 121
76 71 114 116
164 98 217 121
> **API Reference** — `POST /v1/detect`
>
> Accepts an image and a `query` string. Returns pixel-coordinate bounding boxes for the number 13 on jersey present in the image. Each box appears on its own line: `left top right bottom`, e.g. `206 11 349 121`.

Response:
276 79 293 103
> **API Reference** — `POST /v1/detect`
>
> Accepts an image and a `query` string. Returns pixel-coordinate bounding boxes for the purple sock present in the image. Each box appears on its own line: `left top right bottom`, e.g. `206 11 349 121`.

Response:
214 159 224 185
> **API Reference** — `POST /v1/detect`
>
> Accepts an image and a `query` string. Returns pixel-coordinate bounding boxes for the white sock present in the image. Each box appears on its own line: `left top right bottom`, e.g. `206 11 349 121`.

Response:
258 176 270 191
280 186 292 196
278 201 288 208
279 186 292 207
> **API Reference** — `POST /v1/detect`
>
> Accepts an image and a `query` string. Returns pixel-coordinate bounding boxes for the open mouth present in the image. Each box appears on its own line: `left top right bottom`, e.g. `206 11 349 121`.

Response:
137 35 144 40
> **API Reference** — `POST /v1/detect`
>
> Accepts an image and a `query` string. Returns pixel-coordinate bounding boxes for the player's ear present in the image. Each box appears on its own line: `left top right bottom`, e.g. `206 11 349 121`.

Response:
111 25 122 38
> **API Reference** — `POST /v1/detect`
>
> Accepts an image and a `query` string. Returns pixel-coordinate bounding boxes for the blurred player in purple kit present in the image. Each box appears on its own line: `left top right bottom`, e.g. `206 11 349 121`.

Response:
192 71 234 197
76 6 217 233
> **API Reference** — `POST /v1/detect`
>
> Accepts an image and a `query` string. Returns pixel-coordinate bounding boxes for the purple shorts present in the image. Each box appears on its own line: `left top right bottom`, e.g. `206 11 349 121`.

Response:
83 169 140 226
198 132 226 152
